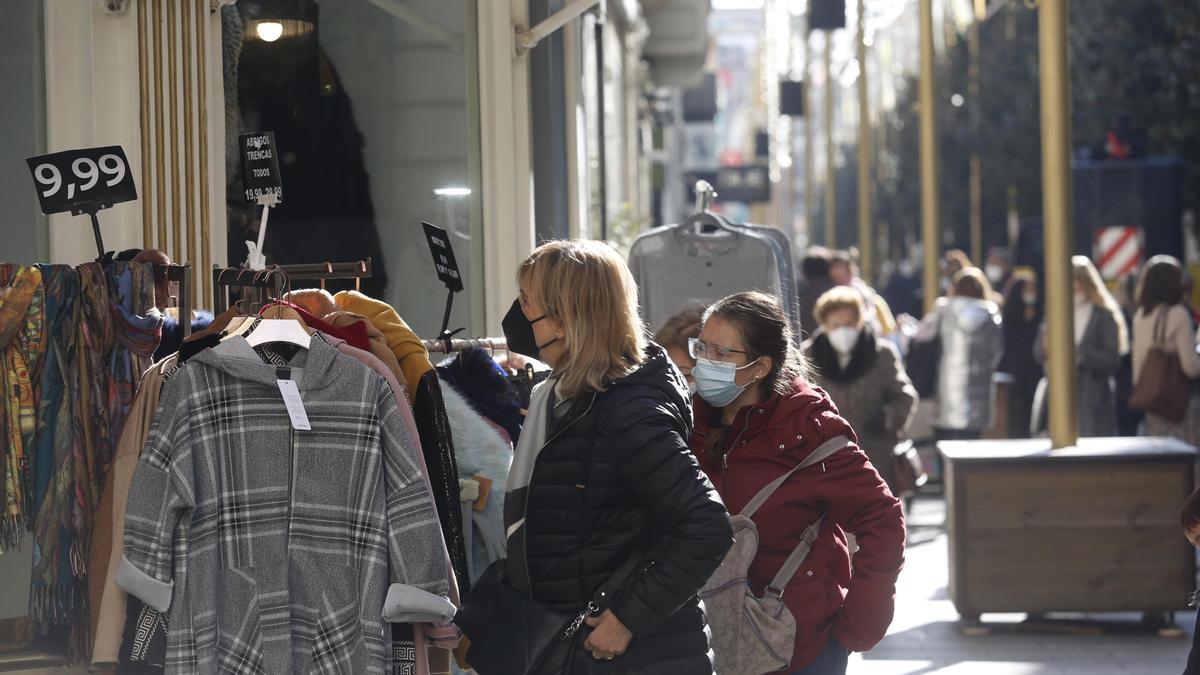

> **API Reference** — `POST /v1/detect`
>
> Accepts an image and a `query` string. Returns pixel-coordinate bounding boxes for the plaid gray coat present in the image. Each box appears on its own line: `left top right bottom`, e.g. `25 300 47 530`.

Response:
116 337 450 674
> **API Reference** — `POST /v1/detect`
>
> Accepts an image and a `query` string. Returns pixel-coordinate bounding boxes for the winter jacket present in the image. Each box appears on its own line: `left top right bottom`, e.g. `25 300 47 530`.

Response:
519 345 733 673
921 297 1003 431
691 378 906 671
803 328 918 493
1032 304 1122 437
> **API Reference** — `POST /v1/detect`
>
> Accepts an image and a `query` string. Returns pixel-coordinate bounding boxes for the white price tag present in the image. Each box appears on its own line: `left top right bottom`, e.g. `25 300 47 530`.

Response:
276 379 311 431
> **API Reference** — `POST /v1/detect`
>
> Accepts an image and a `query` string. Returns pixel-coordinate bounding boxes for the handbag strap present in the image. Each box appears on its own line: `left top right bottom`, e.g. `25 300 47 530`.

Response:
741 435 850 518
764 515 826 597
1153 306 1167 346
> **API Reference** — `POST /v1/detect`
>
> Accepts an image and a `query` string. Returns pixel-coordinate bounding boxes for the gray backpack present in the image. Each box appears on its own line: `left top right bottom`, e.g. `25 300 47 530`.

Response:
700 436 849 675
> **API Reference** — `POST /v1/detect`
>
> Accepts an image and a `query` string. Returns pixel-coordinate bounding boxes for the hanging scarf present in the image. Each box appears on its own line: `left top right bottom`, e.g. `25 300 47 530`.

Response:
31 265 81 629
105 262 161 468
0 265 45 551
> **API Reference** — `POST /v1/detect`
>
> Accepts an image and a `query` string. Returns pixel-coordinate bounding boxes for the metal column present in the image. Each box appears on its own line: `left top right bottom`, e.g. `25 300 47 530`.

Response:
1038 0 1078 449
919 0 940 312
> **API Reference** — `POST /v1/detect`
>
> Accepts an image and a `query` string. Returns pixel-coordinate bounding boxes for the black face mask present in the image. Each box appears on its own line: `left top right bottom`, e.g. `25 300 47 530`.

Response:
502 299 558 358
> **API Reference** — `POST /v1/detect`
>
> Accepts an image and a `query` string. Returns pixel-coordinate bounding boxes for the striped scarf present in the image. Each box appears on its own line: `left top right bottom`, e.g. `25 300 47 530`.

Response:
0 265 45 551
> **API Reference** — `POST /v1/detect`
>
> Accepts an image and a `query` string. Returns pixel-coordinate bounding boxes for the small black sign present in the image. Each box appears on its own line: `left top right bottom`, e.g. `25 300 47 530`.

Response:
685 165 772 204
26 146 138 215
240 131 283 204
422 222 463 292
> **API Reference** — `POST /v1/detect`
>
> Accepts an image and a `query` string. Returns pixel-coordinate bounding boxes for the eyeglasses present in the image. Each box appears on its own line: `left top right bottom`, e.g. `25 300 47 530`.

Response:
689 337 750 362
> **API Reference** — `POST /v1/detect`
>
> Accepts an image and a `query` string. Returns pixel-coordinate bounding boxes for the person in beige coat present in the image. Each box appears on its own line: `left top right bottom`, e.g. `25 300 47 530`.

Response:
1131 255 1200 445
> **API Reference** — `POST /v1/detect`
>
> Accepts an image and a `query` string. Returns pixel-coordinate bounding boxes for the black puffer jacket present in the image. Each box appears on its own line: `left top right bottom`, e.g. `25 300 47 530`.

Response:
521 345 733 674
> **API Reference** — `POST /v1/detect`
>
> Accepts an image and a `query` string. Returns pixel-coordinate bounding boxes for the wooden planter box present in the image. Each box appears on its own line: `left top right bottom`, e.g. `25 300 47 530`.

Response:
940 437 1197 619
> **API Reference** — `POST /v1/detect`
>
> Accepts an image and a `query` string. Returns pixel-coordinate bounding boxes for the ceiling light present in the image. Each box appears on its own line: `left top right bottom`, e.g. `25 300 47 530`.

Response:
434 187 472 197
256 21 284 42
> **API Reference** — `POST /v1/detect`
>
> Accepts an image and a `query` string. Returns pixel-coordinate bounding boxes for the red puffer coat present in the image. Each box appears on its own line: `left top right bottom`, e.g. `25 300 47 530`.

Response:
691 377 905 671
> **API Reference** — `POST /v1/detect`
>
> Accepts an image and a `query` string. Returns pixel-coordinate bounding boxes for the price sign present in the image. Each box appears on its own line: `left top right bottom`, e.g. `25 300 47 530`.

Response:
422 222 463 292
26 146 137 215
240 131 283 204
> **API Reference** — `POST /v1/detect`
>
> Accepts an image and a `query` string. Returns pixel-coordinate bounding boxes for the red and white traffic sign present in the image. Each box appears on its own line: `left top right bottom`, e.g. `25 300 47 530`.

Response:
1094 226 1143 279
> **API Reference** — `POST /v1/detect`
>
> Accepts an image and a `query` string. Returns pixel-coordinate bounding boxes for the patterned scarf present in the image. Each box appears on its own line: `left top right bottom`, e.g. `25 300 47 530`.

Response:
105 262 162 471
0 265 45 551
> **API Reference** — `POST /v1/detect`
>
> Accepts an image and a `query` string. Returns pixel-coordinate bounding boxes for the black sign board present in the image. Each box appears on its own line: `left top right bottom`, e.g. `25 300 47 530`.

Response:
422 222 464 292
240 131 283 204
686 165 772 204
26 146 137 216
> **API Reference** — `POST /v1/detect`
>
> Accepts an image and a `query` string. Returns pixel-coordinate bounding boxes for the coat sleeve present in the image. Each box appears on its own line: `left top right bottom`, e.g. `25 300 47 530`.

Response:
604 388 734 637
817 443 906 652
878 342 918 440
377 384 455 624
115 378 193 614
1077 310 1121 376
1170 306 1200 378
1033 321 1048 365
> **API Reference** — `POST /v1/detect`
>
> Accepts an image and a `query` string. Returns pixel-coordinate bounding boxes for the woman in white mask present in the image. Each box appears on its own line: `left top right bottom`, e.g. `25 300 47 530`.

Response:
802 287 918 494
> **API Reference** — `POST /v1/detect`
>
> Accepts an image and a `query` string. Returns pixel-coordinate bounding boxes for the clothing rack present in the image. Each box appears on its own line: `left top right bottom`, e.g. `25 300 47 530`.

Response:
421 336 508 355
274 258 373 288
211 265 289 313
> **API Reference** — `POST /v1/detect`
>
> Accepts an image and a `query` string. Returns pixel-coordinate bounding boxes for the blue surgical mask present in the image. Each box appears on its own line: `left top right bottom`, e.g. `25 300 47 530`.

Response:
693 356 756 408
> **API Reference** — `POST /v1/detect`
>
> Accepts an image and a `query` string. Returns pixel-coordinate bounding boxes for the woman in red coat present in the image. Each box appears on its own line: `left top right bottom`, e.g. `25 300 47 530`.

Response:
689 291 906 674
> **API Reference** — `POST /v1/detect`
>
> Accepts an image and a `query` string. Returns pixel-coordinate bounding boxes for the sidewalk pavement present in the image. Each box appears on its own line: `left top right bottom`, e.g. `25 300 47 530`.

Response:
850 497 1194 674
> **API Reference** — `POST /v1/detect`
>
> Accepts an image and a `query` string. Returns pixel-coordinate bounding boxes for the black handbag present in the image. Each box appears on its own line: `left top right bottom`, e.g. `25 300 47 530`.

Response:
905 335 941 399
456 554 644 675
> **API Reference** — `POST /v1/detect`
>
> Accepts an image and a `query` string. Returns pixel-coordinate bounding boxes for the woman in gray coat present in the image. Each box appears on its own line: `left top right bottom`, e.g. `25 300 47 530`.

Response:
803 286 918 493
1032 256 1128 437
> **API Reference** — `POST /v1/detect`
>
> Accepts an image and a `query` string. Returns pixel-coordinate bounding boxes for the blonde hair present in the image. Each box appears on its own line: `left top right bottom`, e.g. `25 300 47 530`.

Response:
813 286 867 326
1072 255 1130 354
654 303 705 353
518 240 646 398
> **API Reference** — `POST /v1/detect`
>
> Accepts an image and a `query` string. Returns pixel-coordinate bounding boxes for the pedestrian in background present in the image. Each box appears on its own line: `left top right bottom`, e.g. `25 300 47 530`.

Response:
913 267 1003 442
1031 256 1128 437
689 291 905 675
997 271 1043 438
1132 255 1200 445
830 248 898 340
803 287 918 495
798 247 836 340
655 303 706 392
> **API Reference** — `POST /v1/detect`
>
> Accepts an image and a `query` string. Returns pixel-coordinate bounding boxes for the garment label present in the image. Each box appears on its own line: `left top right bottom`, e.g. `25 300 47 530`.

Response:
276 379 311 431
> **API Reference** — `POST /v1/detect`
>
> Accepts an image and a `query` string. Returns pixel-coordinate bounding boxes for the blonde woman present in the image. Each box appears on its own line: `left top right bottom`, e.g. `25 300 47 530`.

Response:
477 240 732 673
1033 256 1129 437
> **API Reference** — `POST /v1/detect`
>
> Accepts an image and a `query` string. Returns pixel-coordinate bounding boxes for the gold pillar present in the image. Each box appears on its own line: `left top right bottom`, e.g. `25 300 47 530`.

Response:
824 34 835 248
919 0 940 312
1038 0 1078 449
856 0 872 283
968 0 984 266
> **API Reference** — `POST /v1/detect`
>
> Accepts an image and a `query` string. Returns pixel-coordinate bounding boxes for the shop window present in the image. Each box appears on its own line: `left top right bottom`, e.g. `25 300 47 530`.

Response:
222 0 481 335
0 2 47 264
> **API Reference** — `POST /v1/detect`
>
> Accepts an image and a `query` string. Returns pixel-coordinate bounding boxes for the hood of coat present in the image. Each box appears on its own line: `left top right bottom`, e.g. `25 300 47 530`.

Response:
606 342 693 431
944 296 1001 333
190 333 343 391
692 376 856 466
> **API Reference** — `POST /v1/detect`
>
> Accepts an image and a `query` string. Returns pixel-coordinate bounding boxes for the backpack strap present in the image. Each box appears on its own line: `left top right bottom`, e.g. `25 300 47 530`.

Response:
764 515 826 597
741 435 850 519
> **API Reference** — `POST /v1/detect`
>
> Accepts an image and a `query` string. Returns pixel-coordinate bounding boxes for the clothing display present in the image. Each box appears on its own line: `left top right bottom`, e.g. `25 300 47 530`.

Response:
3 251 518 673
628 222 786 332
0 261 162 660
116 336 450 673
